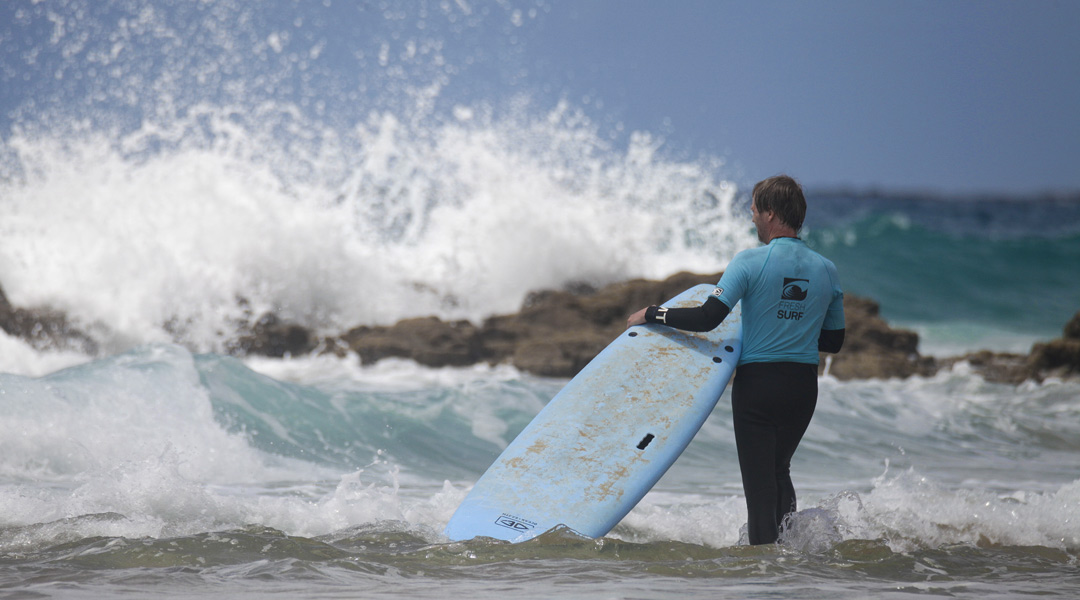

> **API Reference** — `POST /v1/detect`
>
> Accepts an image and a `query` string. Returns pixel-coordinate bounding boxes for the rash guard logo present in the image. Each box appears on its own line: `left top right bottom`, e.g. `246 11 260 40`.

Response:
777 278 809 321
782 278 809 301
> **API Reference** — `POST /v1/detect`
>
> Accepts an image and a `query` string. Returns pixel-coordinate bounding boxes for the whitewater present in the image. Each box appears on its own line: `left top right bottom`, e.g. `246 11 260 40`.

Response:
2 1 1079 598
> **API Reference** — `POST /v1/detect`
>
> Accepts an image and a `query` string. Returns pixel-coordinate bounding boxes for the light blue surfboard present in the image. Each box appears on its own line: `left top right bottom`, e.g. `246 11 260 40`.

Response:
444 284 742 542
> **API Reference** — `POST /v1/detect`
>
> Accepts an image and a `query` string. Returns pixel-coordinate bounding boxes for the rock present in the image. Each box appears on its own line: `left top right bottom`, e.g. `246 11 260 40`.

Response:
939 310 1080 383
936 350 1033 384
332 272 945 381
509 331 610 378
230 313 316 358
1065 311 1080 340
341 317 482 367
0 284 98 354
1029 337 1080 375
3 274 1077 385
477 272 725 377
333 272 724 377
330 271 729 377
820 295 937 380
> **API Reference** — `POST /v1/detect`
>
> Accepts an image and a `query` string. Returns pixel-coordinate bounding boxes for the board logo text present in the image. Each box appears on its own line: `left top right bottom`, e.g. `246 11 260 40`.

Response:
495 513 537 531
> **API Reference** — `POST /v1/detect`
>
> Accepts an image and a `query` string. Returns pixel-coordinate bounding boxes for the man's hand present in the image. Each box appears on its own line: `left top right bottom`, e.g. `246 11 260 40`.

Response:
626 307 648 329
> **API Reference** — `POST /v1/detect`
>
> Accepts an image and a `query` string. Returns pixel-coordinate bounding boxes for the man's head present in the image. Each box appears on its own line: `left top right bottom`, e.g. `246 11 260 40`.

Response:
752 175 806 236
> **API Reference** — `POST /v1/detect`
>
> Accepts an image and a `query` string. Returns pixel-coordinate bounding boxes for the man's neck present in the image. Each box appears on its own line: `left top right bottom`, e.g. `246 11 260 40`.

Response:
764 228 798 243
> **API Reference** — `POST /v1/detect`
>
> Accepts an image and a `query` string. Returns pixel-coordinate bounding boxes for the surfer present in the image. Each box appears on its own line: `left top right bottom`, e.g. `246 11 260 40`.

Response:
627 174 845 545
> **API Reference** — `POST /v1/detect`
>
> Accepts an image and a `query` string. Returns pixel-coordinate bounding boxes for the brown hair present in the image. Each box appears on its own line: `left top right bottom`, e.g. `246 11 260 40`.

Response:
753 175 806 232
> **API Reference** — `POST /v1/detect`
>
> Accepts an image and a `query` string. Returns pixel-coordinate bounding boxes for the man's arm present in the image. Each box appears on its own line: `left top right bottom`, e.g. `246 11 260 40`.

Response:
626 296 731 332
818 328 845 353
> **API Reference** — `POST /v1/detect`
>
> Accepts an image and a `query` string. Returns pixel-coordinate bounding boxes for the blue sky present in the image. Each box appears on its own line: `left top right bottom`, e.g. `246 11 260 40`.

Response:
511 1 1080 194
3 0 1078 195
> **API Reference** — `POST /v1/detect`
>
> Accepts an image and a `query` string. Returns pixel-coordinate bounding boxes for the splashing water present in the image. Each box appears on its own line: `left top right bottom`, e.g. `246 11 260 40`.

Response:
0 0 752 358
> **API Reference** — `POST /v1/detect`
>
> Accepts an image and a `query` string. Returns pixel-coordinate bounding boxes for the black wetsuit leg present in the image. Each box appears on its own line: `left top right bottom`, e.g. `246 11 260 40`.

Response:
731 362 818 545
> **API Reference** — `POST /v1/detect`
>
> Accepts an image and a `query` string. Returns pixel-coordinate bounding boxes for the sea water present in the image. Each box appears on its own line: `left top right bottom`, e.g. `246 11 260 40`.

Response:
2 2 1078 598
2 350 1079 598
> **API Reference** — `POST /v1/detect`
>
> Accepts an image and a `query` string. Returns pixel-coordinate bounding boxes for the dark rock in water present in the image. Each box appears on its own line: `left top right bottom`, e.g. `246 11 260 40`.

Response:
820 295 937 380
3 275 1078 384
1028 311 1080 377
475 272 720 377
0 284 99 355
1029 338 1080 374
937 350 1035 385
334 271 730 377
940 310 1080 384
230 313 316 358
234 291 1078 383
1064 310 1080 340
331 271 945 381
340 317 481 367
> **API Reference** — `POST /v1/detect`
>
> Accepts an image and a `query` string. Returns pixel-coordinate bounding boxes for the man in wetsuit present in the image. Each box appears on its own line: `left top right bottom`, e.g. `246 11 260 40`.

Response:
626 174 845 545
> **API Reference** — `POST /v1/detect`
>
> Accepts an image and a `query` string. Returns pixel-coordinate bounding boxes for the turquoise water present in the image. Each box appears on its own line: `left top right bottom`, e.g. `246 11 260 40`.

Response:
2 346 1079 598
804 203 1080 355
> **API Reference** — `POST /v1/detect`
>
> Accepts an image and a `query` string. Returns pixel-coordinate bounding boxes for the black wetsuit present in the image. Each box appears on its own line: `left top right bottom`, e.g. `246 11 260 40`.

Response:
646 299 840 544
644 238 845 545
731 361 818 544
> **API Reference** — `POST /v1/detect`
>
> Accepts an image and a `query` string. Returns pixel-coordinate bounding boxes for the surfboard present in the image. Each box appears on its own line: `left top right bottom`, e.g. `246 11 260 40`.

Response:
444 284 742 542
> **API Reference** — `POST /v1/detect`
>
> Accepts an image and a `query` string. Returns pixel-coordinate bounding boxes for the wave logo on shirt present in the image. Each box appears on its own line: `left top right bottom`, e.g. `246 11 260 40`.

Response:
782 278 809 301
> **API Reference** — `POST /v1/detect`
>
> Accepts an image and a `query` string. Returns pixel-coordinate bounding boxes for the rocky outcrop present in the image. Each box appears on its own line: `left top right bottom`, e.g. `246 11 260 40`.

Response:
332 272 944 381
820 295 936 380
340 317 483 368
1030 310 1080 375
3 276 1078 384
229 313 317 358
329 275 1080 383
336 271 718 377
937 350 1034 384
940 310 1080 384
0 285 98 354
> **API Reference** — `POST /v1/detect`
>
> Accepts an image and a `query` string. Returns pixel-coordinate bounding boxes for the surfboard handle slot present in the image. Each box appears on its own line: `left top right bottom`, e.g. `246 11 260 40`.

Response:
637 433 655 450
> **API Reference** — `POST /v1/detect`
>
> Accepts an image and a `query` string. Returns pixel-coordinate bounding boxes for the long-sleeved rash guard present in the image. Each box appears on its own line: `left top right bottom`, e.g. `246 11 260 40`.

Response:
645 238 845 365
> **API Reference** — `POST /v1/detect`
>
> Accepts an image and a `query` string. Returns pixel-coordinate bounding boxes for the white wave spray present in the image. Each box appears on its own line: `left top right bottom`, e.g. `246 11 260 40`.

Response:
0 1 753 363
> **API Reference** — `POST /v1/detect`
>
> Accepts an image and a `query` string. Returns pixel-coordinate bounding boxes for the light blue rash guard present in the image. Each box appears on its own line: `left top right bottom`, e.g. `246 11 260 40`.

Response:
713 237 845 366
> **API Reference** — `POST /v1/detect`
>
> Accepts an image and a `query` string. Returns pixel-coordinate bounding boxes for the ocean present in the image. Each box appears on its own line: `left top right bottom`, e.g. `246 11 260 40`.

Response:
2 2 1079 598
